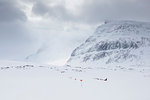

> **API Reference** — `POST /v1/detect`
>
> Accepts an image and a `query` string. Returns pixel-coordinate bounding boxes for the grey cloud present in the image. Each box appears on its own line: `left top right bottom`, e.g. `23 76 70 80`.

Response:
78 0 150 24
0 0 34 61
32 1 76 22
32 1 49 15
0 0 27 22
32 0 150 24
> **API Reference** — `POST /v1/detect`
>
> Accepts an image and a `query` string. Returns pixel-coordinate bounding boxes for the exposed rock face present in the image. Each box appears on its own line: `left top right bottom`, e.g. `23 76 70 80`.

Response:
67 20 150 67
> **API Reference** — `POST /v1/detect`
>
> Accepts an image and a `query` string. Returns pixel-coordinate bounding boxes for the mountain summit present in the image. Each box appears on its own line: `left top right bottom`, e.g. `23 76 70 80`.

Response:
67 20 150 68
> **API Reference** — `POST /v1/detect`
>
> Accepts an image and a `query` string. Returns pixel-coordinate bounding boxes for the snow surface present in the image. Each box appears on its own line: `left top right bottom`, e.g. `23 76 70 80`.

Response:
0 60 150 100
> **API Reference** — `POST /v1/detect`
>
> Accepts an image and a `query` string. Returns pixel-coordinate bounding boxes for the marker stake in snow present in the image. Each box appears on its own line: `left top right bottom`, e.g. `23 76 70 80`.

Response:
80 80 83 87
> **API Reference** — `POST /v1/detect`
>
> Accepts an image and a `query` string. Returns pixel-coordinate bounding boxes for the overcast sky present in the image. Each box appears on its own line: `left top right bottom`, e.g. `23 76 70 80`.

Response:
0 0 150 65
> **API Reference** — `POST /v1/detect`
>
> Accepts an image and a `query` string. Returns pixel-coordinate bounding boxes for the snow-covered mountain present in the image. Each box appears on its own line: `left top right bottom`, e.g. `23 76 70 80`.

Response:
67 20 150 68
1 20 150 100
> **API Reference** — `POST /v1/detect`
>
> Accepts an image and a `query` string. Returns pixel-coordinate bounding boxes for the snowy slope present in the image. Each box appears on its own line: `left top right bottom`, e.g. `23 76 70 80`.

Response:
67 20 150 69
0 60 150 100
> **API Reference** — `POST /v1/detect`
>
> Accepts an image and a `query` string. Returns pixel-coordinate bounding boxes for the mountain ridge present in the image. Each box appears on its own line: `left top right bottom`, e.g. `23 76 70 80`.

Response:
67 20 150 68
